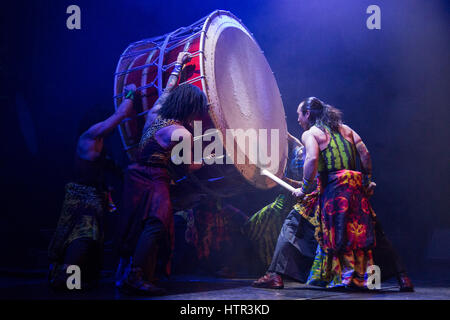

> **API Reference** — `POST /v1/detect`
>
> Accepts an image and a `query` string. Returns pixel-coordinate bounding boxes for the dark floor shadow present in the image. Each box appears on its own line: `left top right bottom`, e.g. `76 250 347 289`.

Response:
152 276 253 297
285 284 401 294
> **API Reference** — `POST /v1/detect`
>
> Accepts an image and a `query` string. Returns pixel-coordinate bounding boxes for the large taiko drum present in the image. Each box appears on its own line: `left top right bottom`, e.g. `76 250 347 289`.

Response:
114 10 288 197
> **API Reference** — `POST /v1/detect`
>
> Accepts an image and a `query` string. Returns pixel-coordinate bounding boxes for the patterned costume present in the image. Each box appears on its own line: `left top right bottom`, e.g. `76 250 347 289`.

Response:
303 126 377 288
180 199 248 275
48 183 106 261
244 145 309 274
119 117 181 277
244 194 296 270
251 128 408 288
48 156 109 288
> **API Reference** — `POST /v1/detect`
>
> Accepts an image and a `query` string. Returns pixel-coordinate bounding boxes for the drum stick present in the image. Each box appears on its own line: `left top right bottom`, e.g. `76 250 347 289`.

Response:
260 169 296 193
193 131 217 141
181 40 192 73
201 154 225 161
183 40 192 52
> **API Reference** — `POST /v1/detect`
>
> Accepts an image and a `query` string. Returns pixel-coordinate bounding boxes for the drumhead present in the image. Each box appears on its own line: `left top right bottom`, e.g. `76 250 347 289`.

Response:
200 11 288 189
114 10 288 191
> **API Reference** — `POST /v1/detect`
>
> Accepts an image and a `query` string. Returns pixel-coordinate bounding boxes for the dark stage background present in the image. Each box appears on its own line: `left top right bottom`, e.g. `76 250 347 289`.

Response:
1 0 449 274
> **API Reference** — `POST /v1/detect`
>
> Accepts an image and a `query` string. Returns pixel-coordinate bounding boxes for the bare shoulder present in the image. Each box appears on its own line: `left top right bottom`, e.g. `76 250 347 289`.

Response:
309 126 325 136
301 128 314 141
76 132 98 159
339 124 356 141
341 123 352 131
340 124 353 134
171 124 190 137
154 124 190 149
78 128 96 143
301 128 321 145
309 126 327 142
76 134 88 152
158 123 190 141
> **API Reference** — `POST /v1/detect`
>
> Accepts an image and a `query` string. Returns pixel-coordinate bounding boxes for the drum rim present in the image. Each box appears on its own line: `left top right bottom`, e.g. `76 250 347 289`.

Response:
114 42 161 160
199 10 288 190
113 10 288 191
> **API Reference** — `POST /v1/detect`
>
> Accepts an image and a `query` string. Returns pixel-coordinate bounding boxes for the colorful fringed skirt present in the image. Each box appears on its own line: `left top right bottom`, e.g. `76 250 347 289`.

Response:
243 194 294 269
306 170 377 288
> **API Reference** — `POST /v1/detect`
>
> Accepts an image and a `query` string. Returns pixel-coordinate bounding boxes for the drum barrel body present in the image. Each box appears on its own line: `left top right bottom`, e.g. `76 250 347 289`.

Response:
114 10 288 197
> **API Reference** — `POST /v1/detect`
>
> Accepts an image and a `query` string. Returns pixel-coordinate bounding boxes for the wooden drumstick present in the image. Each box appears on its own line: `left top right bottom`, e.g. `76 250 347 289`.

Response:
181 40 192 73
260 169 296 193
193 131 217 141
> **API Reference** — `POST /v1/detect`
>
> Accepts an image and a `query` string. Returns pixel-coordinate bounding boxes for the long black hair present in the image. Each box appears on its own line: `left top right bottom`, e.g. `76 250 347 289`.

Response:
300 97 342 132
158 84 208 121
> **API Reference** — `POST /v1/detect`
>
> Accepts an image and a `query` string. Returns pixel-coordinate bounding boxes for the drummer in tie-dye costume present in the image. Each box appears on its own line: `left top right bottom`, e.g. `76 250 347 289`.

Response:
292 97 413 290
253 97 413 291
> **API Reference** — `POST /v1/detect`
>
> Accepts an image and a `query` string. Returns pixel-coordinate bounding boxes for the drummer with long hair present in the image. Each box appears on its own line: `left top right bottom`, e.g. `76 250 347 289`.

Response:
118 52 208 295
292 97 413 290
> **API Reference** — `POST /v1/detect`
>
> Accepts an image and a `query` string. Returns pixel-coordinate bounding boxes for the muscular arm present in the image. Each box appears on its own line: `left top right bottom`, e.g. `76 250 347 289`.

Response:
352 129 372 176
83 84 136 139
83 101 133 139
282 142 304 188
291 131 319 198
301 130 319 183
282 177 302 188
351 127 376 196
287 132 303 147
152 71 180 111
144 52 191 129
85 83 138 140
144 74 179 129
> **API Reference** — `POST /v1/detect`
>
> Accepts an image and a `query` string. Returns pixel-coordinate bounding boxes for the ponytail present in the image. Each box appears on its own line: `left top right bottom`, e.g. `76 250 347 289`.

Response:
301 97 342 131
